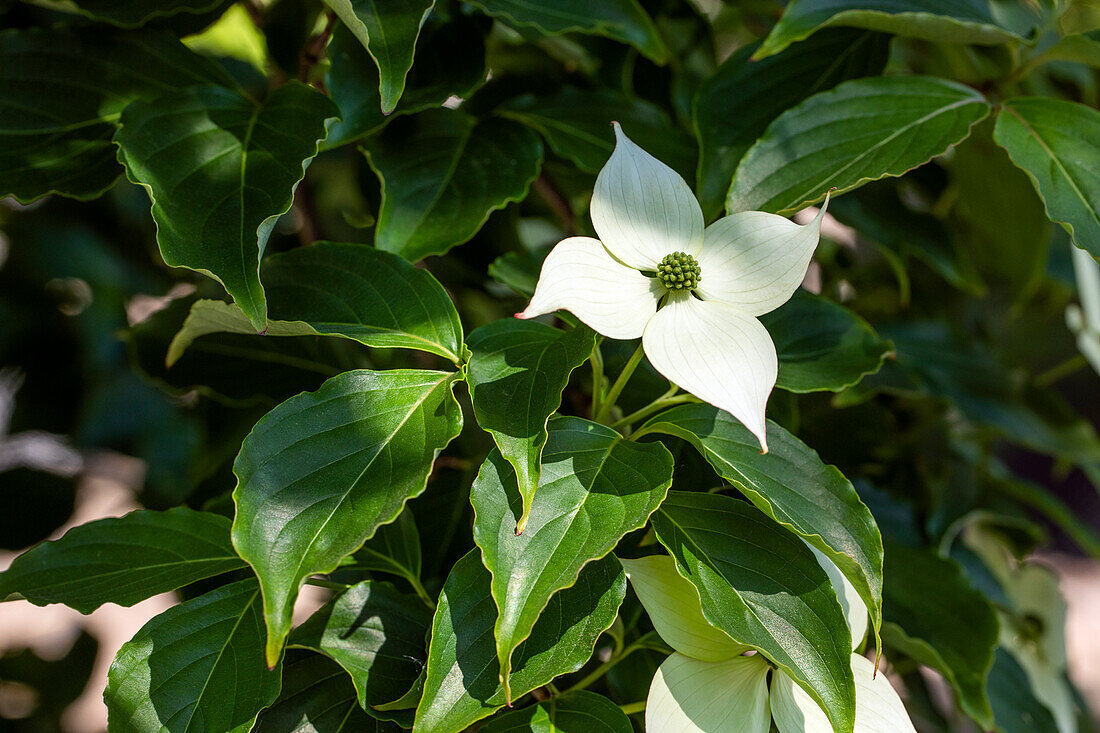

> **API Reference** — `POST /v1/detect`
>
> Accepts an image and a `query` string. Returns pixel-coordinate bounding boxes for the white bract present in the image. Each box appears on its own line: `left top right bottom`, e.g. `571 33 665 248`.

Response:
518 123 829 450
623 553 915 733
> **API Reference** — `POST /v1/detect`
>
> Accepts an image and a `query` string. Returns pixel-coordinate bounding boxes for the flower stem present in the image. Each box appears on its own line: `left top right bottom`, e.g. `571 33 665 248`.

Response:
1034 354 1088 387
610 388 697 433
619 701 646 715
563 639 641 695
589 344 605 419
594 343 645 424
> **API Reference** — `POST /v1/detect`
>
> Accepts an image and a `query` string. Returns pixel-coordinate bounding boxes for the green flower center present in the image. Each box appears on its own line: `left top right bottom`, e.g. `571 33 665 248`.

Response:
656 252 701 291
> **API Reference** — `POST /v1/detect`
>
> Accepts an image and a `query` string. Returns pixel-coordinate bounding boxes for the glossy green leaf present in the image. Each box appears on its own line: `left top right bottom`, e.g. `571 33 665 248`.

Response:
471 417 673 697
881 543 998 729
364 108 543 262
639 404 884 650
757 0 1026 59
0 26 235 203
51 0 225 27
350 509 423 586
255 653 401 733
105 579 282 733
728 76 991 215
325 16 488 147
761 290 893 393
414 552 626 732
167 242 465 365
466 320 597 515
994 97 1100 259
466 0 668 63
232 369 463 666
0 508 243 613
480 691 633 732
693 29 889 219
651 491 856 733
290 580 432 715
115 83 339 330
987 648 1060 733
323 0 435 114
500 87 696 180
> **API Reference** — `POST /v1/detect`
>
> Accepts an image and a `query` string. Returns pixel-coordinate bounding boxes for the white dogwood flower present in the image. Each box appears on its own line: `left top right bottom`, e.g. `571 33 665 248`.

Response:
518 123 828 450
622 553 916 733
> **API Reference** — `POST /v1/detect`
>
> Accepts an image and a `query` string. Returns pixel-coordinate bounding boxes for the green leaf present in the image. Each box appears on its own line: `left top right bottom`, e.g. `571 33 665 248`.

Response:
414 552 626 732
115 82 339 330
728 76 991 215
471 416 673 697
232 369 463 666
466 320 597 517
499 87 696 181
651 491 856 733
881 542 999 729
105 579 282 733
693 29 889 219
350 509 423 585
256 653 401 732
322 0 435 114
364 108 543 262
466 0 668 64
994 97 1100 259
167 242 465 365
828 183 983 293
480 691 633 732
488 247 550 298
639 404 884 651
325 15 488 147
0 508 243 614
761 290 893 393
987 648 1060 733
756 0 1026 59
0 26 236 203
290 580 432 717
43 0 225 27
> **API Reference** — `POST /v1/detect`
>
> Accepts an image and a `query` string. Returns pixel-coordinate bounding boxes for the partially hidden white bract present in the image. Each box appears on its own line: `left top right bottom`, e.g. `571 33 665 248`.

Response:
620 555 748 662
647 652 771 733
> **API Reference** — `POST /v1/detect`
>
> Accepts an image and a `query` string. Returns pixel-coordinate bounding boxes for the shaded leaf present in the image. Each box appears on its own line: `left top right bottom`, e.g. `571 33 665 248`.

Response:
652 491 856 733
881 543 999 728
500 87 696 180
639 404 884 650
466 0 668 63
323 0 435 114
466 320 597 514
290 580 432 719
350 509 423 586
115 82 339 330
0 508 243 614
757 0 1026 59
693 29 889 219
53 0 225 27
414 552 626 732
994 97 1100 259
0 26 235 202
480 691 633 732
728 76 990 215
987 648 1060 733
761 290 893 393
325 15 488 147
364 108 543 262
232 369 463 666
471 417 673 696
167 242 465 365
105 579 281 733
255 653 401 732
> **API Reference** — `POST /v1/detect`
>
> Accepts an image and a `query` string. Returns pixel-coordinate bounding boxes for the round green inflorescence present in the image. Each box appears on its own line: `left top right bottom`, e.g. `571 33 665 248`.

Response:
656 251 701 291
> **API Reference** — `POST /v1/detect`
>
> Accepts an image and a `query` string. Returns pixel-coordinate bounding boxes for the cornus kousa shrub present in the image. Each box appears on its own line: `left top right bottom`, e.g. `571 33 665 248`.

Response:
2 2 1100 733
